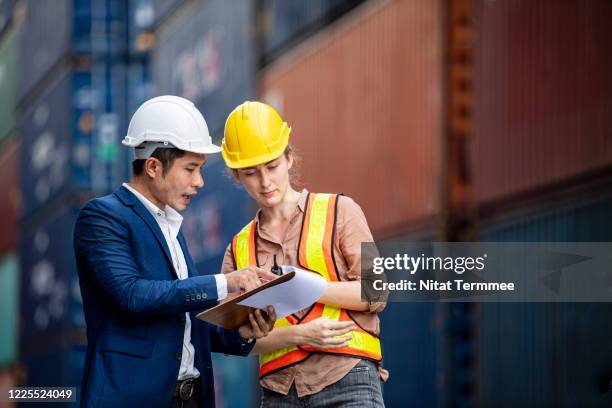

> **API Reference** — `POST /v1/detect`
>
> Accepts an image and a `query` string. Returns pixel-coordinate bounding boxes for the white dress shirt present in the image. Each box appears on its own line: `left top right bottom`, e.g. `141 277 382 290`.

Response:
123 183 228 380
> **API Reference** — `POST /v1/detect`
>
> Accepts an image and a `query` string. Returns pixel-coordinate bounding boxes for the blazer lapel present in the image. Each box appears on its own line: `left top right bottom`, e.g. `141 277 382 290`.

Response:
115 186 178 279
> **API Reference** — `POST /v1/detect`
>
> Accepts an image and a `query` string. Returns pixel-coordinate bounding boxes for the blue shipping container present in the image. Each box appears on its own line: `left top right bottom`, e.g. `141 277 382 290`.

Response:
478 194 612 407
20 64 129 217
20 71 73 216
0 0 14 36
152 0 255 134
17 0 72 101
19 207 84 344
22 343 85 393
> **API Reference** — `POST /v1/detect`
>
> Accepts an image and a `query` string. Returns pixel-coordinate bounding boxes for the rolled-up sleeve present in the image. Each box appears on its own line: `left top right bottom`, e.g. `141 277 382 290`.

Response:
336 196 386 313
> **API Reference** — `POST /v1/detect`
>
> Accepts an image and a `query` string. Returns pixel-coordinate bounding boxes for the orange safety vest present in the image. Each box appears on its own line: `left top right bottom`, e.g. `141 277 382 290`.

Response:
231 192 382 378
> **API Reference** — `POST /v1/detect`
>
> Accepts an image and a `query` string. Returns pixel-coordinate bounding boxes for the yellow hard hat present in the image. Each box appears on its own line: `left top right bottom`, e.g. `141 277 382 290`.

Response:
222 101 291 169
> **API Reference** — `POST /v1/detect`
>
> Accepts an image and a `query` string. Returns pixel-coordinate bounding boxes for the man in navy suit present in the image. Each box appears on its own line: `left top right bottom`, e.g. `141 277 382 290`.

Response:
74 96 277 407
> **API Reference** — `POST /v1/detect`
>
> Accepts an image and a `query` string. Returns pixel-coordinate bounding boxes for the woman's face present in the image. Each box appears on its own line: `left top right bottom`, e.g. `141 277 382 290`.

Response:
234 153 294 208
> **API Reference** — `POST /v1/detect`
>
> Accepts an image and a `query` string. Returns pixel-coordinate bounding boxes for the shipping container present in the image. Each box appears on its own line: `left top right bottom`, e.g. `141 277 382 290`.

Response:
0 137 19 255
474 0 612 205
21 343 85 393
152 0 255 134
477 193 612 407
72 0 126 56
259 0 366 64
260 0 443 236
19 72 72 217
17 0 72 101
0 254 18 368
0 0 14 37
380 302 440 407
152 0 184 26
0 27 17 143
19 207 84 346
19 64 129 218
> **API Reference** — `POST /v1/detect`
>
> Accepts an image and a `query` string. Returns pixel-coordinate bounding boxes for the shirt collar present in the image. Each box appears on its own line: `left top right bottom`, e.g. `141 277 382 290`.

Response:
122 183 184 228
254 188 309 228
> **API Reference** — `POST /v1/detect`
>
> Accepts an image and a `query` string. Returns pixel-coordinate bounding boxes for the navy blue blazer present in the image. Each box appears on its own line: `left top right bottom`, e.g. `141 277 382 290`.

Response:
73 185 253 407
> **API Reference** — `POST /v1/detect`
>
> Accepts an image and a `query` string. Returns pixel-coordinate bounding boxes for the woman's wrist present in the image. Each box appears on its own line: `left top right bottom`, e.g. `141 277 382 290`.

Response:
292 324 306 345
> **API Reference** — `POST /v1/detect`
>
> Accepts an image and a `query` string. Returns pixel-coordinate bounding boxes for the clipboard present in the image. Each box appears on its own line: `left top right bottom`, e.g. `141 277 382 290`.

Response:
196 271 295 330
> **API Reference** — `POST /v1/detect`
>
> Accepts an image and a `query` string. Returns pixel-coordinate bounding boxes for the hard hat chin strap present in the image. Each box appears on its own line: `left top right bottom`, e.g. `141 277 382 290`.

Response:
134 141 175 159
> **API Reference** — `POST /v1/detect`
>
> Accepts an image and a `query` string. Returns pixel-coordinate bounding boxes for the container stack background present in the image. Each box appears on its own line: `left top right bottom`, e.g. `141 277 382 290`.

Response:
0 0 611 406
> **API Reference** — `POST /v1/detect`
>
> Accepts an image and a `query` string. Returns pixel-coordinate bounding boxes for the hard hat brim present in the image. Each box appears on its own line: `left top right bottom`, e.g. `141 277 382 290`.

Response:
195 144 223 154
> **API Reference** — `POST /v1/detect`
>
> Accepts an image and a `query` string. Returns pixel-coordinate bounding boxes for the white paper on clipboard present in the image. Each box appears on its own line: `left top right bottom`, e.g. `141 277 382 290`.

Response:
237 266 327 318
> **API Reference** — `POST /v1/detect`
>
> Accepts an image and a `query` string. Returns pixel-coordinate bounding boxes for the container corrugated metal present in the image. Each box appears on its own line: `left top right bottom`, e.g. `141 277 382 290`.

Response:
260 0 443 235
478 195 612 407
20 64 129 217
260 0 366 57
381 302 439 407
21 344 85 391
0 27 17 142
0 253 18 368
73 0 127 56
0 137 19 255
474 0 612 204
19 207 84 343
17 0 72 101
0 0 14 36
153 0 184 24
19 72 72 217
152 0 255 134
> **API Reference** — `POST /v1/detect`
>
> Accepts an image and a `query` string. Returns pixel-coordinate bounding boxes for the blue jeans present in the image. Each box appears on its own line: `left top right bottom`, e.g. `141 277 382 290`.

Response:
261 360 385 407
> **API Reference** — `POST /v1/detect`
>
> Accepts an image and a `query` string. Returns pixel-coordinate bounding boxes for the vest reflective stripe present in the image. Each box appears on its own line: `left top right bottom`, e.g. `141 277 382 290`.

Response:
232 220 257 269
299 193 339 282
259 317 310 376
299 304 382 361
231 193 382 378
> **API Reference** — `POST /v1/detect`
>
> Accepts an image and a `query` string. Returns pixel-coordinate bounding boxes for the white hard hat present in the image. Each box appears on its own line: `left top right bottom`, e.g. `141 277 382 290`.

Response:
122 95 222 159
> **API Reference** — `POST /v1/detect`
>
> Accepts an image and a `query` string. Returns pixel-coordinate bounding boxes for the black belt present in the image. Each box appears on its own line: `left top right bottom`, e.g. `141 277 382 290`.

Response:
173 377 199 401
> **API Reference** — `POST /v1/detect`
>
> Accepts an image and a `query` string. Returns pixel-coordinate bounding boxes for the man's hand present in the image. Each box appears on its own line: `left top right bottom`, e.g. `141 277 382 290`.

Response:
225 267 278 292
238 305 277 340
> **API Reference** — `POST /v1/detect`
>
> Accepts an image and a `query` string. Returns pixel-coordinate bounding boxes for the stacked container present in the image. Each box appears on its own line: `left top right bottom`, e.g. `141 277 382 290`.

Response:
15 0 131 391
473 0 612 406
0 1 20 396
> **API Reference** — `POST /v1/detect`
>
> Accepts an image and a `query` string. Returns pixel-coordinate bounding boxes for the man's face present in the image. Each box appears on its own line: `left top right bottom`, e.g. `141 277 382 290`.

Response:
235 154 293 208
150 152 206 211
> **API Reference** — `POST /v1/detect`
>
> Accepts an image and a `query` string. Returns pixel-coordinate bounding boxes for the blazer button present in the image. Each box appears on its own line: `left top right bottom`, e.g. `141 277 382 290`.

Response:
175 352 182 361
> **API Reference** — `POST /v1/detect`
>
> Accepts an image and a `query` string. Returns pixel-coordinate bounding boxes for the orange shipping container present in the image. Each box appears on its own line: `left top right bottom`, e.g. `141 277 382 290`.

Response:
260 0 443 236
474 0 612 204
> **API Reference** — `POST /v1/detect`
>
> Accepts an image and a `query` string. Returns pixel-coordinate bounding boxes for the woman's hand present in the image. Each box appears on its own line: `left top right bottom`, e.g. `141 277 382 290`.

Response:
297 317 355 349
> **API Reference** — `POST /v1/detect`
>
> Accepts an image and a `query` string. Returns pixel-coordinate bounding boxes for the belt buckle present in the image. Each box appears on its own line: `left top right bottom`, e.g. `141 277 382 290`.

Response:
179 379 194 401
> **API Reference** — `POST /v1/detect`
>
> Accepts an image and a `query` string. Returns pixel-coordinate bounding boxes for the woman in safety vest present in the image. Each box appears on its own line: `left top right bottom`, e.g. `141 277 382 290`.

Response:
220 101 387 407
